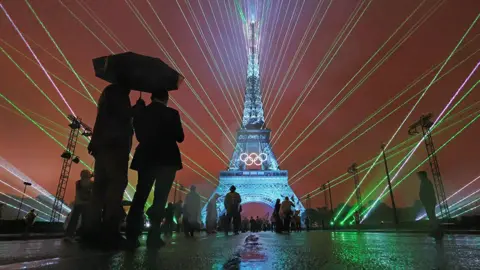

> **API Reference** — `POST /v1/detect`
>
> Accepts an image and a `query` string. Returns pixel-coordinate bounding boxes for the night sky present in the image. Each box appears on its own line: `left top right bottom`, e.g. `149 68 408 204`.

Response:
1 0 479 218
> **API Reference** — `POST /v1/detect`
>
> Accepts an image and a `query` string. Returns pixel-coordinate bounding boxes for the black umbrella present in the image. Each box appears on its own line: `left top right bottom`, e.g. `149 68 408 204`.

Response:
93 52 184 93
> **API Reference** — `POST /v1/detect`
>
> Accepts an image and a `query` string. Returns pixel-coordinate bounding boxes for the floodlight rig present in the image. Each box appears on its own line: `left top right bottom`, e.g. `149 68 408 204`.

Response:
321 184 328 210
408 113 450 220
50 115 92 222
348 163 362 224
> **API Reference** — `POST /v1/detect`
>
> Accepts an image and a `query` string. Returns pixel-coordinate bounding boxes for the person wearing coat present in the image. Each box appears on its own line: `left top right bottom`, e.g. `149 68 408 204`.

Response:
83 84 133 248
206 193 220 234
183 186 201 237
126 90 184 249
417 171 443 240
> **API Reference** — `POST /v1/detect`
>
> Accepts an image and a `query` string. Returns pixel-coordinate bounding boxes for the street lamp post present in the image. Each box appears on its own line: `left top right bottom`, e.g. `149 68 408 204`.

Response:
381 144 399 225
16 182 32 219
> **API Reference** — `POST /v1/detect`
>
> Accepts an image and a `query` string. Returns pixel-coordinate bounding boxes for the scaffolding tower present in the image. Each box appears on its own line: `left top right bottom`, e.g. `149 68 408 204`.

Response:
50 115 92 222
408 113 450 220
348 163 362 224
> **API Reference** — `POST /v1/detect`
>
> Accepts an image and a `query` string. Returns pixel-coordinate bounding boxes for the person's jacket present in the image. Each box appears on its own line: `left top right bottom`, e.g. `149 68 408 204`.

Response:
75 179 92 205
224 191 241 213
130 101 184 171
280 200 294 217
88 84 133 157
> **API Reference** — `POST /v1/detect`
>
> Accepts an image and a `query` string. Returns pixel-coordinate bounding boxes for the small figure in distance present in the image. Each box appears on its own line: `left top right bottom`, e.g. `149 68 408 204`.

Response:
64 170 93 242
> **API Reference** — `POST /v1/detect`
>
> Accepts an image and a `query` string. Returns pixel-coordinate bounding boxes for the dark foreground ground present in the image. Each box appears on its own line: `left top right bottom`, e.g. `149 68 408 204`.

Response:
0 231 478 269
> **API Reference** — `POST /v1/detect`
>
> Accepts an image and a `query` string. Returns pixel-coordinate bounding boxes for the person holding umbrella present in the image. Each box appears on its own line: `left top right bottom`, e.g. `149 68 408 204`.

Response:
126 90 184 249
82 83 133 248
88 52 184 249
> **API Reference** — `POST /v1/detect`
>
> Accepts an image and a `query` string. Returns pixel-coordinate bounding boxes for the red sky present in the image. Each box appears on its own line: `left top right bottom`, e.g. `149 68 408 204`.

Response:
1 0 480 217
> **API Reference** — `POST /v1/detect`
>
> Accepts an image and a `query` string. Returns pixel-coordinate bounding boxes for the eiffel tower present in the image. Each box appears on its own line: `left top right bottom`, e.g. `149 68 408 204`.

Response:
201 20 305 223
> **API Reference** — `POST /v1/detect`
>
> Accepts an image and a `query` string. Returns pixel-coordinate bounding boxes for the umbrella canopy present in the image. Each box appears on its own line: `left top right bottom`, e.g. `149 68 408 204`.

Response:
93 52 184 93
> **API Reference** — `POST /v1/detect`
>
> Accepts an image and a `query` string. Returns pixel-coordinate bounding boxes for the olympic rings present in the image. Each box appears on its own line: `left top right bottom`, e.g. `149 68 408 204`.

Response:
239 152 267 166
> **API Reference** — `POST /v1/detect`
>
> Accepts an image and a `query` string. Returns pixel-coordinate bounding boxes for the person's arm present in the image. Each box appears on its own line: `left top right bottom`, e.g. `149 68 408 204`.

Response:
173 110 185 143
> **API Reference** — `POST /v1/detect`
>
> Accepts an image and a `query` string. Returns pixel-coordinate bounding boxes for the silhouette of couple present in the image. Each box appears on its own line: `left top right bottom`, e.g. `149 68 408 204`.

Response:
82 84 184 250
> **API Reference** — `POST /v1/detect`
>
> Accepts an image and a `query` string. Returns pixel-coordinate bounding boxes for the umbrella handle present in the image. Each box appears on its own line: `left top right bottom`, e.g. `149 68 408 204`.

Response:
139 92 142 99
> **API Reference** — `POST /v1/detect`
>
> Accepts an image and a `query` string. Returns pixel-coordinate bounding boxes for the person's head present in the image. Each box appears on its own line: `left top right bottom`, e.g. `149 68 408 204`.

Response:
151 90 169 105
417 171 428 181
285 196 289 201
276 199 281 204
30 209 35 213
230 185 236 192
190 185 196 192
80 170 92 180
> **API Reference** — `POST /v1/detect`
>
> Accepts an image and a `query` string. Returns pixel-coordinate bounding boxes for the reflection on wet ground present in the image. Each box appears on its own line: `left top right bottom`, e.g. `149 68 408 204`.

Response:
0 231 478 269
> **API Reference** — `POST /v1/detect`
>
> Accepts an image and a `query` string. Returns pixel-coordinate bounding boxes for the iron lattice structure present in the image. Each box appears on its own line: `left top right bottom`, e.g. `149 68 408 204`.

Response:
50 115 92 222
348 163 362 223
201 21 305 223
408 113 450 220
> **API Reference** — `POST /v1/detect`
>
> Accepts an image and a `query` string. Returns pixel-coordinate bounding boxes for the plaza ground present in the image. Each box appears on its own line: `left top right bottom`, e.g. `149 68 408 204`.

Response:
0 231 478 269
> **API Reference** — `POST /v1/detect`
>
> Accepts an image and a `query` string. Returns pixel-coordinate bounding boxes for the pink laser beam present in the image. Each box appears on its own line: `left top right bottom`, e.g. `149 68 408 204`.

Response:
0 3 76 116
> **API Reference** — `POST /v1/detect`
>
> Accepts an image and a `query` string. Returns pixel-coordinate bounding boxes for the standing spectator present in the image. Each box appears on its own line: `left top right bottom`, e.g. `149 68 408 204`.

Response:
183 186 201 237
206 194 220 234
24 209 37 236
224 186 241 236
418 171 443 240
280 197 294 233
126 90 184 249
83 84 133 248
65 170 93 241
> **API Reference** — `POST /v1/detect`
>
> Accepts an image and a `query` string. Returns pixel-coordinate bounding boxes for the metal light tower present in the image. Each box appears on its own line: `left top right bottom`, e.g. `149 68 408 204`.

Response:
50 115 92 222
381 144 399 225
348 163 362 224
327 181 334 216
16 182 32 219
322 184 328 210
408 113 450 220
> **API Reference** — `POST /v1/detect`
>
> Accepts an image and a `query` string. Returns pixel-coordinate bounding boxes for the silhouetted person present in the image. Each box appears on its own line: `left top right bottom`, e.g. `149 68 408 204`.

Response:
224 185 241 235
305 216 310 231
206 193 220 234
24 209 36 235
294 211 301 232
418 171 443 240
126 90 184 249
84 84 133 248
274 199 282 233
164 203 174 237
183 185 201 237
255 216 261 232
281 197 294 233
249 216 255 232
65 170 93 241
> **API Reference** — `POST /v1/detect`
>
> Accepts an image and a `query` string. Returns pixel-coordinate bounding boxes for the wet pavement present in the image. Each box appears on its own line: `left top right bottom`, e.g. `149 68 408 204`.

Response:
0 231 478 269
